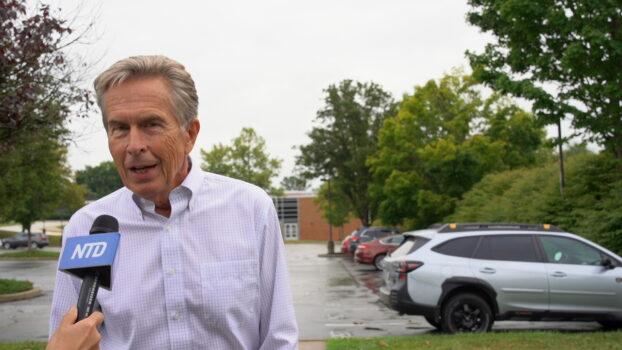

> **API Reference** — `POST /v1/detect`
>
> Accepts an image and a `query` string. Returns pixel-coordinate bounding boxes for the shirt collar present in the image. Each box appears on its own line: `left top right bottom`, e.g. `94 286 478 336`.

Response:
131 157 204 219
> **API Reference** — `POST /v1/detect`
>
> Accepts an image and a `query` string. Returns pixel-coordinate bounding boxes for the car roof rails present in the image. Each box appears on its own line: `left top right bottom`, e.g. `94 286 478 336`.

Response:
437 223 564 233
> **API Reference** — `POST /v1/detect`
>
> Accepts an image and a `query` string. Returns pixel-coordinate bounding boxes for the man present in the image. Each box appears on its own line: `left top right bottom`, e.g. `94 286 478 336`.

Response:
49 55 298 349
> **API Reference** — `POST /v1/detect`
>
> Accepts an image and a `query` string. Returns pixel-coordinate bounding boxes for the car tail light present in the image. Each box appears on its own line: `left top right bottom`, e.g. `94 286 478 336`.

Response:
351 236 359 242
398 261 423 280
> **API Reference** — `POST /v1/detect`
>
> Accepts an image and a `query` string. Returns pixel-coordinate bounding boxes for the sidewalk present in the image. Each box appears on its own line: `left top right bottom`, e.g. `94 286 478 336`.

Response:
300 341 326 350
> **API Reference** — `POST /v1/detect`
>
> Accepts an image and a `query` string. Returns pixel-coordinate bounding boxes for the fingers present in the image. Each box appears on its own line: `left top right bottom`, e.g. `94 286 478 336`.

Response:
60 306 78 326
88 311 105 327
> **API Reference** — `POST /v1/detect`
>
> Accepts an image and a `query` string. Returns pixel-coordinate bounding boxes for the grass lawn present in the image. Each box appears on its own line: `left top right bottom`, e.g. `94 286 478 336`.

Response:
0 250 59 260
326 331 622 350
0 342 45 350
0 279 33 294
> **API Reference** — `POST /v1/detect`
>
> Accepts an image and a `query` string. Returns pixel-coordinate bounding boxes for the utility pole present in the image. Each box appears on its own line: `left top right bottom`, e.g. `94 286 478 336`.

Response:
327 177 334 254
557 118 565 197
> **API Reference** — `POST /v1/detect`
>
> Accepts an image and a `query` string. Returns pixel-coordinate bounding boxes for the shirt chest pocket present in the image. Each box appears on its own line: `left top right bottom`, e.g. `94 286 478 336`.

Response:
200 260 259 326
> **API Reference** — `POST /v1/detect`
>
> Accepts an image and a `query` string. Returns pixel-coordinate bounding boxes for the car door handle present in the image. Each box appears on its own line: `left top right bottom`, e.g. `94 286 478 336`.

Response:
551 271 567 278
480 267 496 274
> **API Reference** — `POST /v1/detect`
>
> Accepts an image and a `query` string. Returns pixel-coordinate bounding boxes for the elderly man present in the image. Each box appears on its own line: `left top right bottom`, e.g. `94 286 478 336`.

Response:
48 55 298 349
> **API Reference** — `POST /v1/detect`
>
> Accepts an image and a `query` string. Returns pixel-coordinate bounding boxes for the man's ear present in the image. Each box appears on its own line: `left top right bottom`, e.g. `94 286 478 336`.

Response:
185 119 200 154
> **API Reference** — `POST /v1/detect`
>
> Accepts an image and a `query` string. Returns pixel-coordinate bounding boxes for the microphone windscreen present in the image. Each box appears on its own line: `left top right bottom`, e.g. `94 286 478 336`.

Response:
89 215 119 234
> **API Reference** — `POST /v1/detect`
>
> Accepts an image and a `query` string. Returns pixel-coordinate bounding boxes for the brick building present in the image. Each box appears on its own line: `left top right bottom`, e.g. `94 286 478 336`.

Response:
272 191 363 241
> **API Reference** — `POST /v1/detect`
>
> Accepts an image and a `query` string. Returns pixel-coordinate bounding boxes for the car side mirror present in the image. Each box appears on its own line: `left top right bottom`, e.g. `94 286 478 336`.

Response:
602 258 615 270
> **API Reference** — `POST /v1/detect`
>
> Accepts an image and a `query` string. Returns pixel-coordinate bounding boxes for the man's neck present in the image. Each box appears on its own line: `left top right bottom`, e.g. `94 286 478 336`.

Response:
151 158 191 218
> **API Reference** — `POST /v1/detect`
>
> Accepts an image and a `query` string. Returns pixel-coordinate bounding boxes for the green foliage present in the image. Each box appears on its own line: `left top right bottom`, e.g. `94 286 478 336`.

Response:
369 72 546 228
0 278 32 294
0 342 46 350
75 161 123 200
296 80 397 226
315 180 353 227
0 135 83 234
450 152 622 254
326 331 622 350
0 250 60 260
280 172 308 191
467 0 622 158
201 128 282 194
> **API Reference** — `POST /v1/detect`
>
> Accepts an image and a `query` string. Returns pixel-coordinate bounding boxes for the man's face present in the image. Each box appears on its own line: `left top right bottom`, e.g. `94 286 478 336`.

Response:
104 76 200 204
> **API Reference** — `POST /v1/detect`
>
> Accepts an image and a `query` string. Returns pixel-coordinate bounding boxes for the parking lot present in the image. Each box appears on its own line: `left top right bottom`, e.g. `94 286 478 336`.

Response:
0 243 602 342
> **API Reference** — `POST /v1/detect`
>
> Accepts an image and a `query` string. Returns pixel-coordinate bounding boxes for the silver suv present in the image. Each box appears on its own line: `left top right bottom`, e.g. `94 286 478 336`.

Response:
379 223 622 333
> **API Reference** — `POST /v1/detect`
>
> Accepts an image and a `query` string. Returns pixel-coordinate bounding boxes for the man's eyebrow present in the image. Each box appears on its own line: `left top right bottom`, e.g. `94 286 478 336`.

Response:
141 115 166 124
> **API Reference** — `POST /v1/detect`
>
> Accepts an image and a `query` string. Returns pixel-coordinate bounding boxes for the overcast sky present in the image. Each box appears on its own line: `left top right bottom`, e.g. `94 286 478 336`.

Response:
52 0 496 180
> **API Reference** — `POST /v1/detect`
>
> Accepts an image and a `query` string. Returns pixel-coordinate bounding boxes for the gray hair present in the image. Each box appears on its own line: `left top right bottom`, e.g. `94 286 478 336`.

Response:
94 55 199 129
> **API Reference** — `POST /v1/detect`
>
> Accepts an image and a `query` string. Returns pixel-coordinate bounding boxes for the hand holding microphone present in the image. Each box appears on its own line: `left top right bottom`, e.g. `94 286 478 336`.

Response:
49 215 120 349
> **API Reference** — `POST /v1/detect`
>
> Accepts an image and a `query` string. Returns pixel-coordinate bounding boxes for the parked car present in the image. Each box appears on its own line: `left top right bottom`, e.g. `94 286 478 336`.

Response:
349 226 400 254
355 234 405 270
341 227 367 255
380 223 622 333
1 232 49 249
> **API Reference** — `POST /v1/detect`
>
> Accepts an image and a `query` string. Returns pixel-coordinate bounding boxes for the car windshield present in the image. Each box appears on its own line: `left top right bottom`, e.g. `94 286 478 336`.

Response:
391 236 430 257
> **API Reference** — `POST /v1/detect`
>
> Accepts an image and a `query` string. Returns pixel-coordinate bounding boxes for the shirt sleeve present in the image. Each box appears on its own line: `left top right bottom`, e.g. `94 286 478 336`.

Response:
48 216 86 338
257 199 299 349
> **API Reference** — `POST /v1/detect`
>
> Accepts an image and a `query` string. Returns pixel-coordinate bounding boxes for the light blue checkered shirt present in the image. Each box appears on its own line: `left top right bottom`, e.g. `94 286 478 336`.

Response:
49 161 298 349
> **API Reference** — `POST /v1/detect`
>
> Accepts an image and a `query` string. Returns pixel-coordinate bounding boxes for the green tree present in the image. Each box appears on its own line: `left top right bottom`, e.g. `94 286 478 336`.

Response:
75 161 123 200
466 0 622 158
296 80 397 226
201 127 282 194
315 180 353 228
369 72 546 228
0 136 83 248
280 172 308 191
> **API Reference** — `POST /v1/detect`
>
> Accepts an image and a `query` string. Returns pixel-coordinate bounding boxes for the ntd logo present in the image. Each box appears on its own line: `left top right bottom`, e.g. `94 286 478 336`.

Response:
70 242 107 260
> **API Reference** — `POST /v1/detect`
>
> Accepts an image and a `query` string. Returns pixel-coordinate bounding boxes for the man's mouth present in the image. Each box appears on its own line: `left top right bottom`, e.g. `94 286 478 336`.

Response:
129 164 157 174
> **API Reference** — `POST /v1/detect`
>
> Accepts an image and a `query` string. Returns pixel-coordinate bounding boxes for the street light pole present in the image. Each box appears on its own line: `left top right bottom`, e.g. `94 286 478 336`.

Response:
327 177 334 254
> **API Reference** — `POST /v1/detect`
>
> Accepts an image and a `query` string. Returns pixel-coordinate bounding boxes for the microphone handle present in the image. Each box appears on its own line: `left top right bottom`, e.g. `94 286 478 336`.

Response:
76 271 100 322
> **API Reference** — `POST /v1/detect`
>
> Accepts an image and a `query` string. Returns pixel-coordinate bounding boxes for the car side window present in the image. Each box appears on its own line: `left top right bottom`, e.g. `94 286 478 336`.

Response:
432 236 479 258
538 235 603 266
391 235 405 245
474 235 539 262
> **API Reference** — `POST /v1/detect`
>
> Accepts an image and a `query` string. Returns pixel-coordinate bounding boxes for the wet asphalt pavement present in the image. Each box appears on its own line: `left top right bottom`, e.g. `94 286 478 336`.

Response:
0 243 602 341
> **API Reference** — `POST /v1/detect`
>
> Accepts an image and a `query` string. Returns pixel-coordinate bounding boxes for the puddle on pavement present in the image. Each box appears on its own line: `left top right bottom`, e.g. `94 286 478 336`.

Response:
327 276 356 287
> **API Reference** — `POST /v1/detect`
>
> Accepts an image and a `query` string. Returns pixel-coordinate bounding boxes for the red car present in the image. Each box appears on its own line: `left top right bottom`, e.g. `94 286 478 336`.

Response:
341 227 367 255
354 234 405 270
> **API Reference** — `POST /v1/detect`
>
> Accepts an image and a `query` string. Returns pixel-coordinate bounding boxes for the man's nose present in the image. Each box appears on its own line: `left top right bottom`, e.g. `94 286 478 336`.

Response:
126 127 147 155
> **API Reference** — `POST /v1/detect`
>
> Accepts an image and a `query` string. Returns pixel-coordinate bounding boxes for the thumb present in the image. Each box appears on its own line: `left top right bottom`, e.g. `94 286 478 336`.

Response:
61 306 78 326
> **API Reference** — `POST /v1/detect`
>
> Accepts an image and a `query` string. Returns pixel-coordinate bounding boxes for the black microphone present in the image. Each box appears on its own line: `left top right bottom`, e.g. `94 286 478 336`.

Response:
76 215 119 321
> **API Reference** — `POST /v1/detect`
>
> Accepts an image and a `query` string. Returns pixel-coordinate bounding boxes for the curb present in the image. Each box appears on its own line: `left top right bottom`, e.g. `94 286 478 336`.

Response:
0 287 42 303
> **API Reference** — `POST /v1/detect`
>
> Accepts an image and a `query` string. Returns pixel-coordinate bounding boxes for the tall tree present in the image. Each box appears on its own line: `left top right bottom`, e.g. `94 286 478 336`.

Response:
75 161 124 200
466 0 622 159
368 72 546 228
201 127 282 194
0 135 84 247
280 172 309 191
0 0 93 152
296 80 397 226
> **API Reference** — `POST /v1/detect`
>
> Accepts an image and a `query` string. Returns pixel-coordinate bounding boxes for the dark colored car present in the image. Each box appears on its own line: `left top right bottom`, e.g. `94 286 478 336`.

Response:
355 234 405 270
1 232 49 249
341 227 367 255
349 226 400 254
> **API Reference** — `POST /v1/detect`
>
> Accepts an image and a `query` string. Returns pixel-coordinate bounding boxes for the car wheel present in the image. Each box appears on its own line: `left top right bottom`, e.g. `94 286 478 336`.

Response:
3 242 12 250
30 242 39 249
441 293 493 333
373 254 386 270
599 320 622 330
425 314 442 330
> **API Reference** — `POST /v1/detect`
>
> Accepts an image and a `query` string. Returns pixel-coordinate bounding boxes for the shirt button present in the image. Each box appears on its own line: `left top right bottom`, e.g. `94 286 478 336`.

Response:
165 225 171 232
172 311 180 320
166 268 176 276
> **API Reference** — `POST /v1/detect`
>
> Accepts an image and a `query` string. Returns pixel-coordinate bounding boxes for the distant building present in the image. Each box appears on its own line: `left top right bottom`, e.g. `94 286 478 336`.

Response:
272 191 362 241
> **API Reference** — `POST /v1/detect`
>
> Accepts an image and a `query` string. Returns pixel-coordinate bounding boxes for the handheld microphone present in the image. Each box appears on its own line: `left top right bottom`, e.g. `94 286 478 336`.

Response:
58 215 120 322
